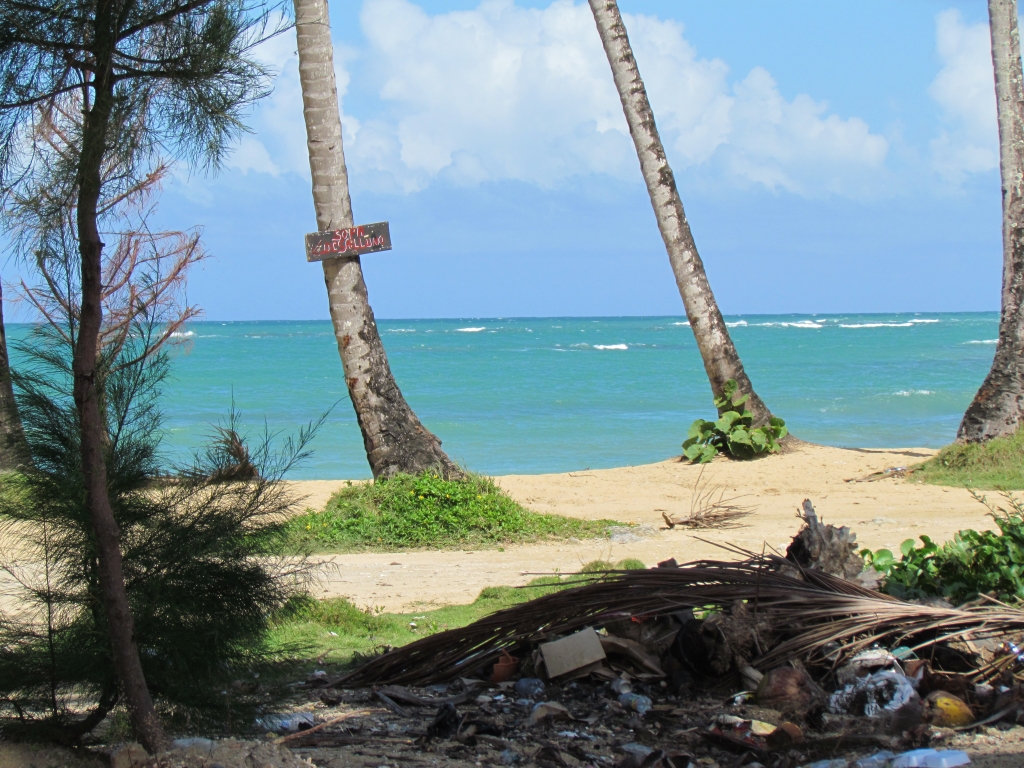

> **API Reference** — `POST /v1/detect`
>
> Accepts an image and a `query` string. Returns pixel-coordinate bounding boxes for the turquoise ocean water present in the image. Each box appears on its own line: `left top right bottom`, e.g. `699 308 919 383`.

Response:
143 312 1002 479
11 313 1002 479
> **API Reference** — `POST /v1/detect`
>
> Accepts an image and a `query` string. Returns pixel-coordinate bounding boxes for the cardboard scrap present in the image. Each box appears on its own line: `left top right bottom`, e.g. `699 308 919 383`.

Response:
539 627 607 678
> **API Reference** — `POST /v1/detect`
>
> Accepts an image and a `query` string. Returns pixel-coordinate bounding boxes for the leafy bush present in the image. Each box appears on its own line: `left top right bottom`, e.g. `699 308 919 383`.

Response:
285 472 616 551
683 379 787 463
862 492 1024 604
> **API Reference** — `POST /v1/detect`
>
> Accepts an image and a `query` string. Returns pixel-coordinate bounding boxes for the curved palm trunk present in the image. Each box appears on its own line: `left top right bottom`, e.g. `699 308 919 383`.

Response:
959 0 1024 442
0 282 29 471
588 0 771 424
292 0 460 479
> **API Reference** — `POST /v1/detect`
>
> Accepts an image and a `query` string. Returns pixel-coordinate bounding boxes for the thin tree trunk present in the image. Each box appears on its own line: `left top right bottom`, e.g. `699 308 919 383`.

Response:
588 0 771 424
959 0 1024 442
292 0 461 479
71 3 166 751
0 282 30 471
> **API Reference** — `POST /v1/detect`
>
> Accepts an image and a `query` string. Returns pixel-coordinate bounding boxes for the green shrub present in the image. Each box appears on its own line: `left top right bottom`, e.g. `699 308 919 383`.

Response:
913 429 1024 490
284 472 615 551
862 492 1024 604
683 379 787 463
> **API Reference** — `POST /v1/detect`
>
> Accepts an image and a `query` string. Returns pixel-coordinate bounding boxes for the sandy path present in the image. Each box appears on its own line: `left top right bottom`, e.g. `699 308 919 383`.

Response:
295 444 999 612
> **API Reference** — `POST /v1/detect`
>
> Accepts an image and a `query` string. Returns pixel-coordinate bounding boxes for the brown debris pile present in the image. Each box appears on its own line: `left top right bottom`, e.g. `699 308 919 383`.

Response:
271 501 1024 767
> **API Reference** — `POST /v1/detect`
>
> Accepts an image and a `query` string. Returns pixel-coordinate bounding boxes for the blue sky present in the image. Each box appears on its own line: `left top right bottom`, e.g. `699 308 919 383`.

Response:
145 0 1003 320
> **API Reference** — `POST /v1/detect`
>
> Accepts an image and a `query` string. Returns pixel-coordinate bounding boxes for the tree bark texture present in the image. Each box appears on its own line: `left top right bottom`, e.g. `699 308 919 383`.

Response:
0 282 30 471
959 0 1024 442
588 0 771 424
292 0 461 479
71 1 166 751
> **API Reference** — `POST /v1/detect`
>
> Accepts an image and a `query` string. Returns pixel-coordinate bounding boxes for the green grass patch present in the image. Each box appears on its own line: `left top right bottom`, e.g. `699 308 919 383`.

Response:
283 471 617 552
913 428 1024 490
268 559 645 667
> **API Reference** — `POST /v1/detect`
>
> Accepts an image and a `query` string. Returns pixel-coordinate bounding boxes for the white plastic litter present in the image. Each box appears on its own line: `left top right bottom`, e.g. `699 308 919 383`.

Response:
256 711 314 732
854 752 895 768
828 670 915 716
921 751 970 768
892 749 971 768
169 738 216 753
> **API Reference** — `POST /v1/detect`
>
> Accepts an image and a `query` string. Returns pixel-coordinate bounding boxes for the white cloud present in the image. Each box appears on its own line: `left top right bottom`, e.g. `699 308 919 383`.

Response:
927 9 998 182
238 0 889 197
226 18 360 179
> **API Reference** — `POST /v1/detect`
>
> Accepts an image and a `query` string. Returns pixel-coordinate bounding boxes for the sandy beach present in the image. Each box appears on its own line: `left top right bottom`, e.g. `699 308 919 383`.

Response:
293 443 997 612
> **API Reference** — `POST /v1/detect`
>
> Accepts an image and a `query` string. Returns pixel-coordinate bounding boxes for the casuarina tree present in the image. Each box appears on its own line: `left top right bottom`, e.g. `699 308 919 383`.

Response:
0 0 283 749
959 0 1024 442
587 0 772 424
291 0 462 480
0 283 30 471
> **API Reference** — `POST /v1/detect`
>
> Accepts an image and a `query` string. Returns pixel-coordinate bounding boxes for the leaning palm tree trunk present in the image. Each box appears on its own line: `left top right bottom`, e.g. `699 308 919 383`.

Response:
292 0 461 478
588 0 771 424
959 0 1024 442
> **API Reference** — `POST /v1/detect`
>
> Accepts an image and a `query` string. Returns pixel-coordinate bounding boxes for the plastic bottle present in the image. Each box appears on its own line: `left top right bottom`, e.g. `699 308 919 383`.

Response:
514 677 545 699
618 692 652 715
854 752 895 768
892 749 971 768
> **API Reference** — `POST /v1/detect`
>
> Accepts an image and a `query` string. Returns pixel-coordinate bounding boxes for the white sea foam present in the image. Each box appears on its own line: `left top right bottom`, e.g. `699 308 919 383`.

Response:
753 321 822 329
387 328 416 333
726 320 748 327
840 319 939 328
893 390 935 396
593 344 628 350
170 331 195 338
673 321 690 326
456 327 485 332
964 339 998 344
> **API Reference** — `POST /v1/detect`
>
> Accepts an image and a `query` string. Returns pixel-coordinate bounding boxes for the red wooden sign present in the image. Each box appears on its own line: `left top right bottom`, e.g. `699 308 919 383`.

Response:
305 221 392 262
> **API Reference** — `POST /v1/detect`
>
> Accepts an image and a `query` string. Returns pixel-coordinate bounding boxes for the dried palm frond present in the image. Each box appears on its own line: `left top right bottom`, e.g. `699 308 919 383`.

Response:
663 466 752 529
331 553 1024 688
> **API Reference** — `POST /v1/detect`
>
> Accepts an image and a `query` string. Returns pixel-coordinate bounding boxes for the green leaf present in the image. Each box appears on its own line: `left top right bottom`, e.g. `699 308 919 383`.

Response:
729 429 752 446
699 445 718 463
900 539 917 558
715 411 742 432
683 444 705 461
686 420 706 440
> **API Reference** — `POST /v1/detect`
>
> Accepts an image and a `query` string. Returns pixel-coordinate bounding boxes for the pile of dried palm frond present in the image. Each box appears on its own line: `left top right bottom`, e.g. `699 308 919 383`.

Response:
331 551 1024 688
662 466 752 529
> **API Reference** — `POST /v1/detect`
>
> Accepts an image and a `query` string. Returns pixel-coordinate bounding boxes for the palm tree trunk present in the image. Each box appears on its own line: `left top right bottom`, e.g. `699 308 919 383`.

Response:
292 0 461 479
587 0 771 424
0 282 30 471
959 0 1024 442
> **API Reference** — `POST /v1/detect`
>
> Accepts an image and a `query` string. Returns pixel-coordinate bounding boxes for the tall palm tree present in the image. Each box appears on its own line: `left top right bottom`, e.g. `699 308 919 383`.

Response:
291 0 461 479
587 0 771 424
959 0 1024 442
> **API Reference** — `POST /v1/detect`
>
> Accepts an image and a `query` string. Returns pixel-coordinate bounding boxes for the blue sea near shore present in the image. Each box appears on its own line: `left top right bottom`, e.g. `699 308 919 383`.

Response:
83 311 996 480
7 313 997 479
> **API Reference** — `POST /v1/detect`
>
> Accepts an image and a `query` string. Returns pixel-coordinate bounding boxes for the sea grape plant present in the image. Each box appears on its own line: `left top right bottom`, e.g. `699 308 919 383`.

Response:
683 379 788 463
862 492 1024 604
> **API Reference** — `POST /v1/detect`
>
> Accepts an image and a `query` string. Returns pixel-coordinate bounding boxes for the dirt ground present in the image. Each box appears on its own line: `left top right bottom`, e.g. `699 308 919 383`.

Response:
293 444 996 612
